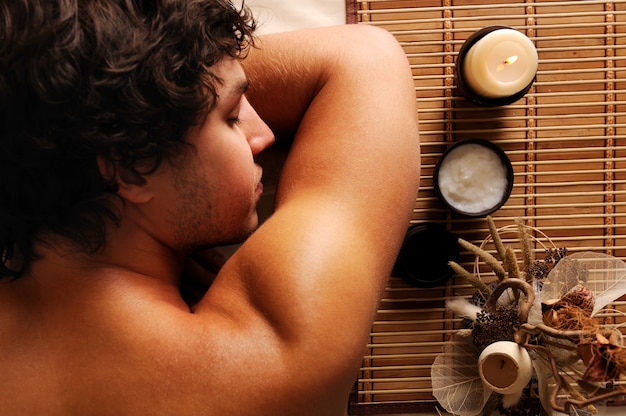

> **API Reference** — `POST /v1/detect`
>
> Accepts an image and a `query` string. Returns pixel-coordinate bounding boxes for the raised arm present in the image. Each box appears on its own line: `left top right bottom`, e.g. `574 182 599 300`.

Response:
194 24 420 413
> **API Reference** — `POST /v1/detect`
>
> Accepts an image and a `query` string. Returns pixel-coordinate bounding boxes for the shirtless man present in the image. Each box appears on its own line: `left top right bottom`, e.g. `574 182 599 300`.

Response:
0 1 420 415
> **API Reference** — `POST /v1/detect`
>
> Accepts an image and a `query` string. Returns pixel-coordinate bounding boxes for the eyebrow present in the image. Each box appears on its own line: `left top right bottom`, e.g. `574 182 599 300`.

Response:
232 80 249 96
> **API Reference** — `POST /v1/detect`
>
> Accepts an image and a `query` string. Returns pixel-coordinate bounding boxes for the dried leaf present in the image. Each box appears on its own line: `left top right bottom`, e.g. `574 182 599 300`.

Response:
577 379 613 397
579 340 622 382
539 252 626 316
532 358 555 416
569 407 594 416
431 332 491 416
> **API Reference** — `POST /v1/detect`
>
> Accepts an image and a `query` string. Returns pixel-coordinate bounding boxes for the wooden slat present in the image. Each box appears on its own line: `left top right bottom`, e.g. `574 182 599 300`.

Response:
348 1 626 414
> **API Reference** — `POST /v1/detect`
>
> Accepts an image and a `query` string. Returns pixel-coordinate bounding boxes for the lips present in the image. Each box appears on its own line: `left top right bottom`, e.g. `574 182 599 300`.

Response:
255 167 264 196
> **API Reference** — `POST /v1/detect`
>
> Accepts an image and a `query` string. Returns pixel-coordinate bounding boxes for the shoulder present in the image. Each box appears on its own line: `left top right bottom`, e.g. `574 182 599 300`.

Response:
77 297 350 415
0 273 349 415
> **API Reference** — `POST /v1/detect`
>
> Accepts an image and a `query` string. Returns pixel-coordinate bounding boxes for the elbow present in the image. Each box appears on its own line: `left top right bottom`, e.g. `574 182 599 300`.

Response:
343 24 412 73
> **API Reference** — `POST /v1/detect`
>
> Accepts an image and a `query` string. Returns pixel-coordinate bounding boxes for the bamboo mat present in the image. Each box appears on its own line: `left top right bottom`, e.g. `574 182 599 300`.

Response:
346 1 626 414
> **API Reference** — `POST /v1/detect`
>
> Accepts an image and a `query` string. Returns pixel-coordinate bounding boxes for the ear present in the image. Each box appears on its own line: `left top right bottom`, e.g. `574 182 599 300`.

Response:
96 155 154 204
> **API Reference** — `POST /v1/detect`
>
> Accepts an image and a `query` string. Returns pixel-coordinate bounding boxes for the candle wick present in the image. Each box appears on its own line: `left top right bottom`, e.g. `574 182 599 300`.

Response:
497 55 519 72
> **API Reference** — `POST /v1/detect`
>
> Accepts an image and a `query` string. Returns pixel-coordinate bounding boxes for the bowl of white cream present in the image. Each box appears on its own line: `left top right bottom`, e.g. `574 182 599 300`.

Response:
434 139 513 217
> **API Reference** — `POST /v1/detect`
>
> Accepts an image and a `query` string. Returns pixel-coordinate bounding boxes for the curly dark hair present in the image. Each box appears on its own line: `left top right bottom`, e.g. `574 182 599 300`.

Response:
0 0 256 278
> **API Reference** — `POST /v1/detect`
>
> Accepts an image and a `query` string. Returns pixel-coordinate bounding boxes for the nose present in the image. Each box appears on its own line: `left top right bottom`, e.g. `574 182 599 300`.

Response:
239 97 275 156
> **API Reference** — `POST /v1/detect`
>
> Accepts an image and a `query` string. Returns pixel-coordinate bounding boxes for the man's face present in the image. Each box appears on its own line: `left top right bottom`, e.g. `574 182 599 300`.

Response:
155 58 274 252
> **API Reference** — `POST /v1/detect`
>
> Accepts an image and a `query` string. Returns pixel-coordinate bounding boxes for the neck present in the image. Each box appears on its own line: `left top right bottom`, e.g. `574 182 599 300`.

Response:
31 215 186 289
100 217 185 286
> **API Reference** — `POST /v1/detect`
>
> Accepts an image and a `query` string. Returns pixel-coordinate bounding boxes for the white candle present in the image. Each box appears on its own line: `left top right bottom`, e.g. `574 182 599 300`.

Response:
461 28 538 99
478 341 533 395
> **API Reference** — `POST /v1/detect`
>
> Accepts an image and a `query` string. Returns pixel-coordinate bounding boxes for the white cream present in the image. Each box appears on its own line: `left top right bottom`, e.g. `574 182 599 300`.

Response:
437 143 509 214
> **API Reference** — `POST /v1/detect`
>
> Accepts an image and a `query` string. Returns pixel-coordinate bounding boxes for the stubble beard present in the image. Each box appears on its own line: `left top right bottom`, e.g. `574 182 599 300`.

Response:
169 162 259 253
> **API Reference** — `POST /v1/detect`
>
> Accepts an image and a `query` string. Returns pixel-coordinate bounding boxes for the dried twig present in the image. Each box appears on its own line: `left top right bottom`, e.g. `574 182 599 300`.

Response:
504 246 521 280
449 260 490 293
485 278 535 323
518 323 614 343
487 215 507 262
516 218 535 281
458 238 506 281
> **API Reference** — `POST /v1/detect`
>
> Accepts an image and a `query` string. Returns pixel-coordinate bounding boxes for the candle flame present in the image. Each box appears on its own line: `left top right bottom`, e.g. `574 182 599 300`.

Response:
496 55 519 72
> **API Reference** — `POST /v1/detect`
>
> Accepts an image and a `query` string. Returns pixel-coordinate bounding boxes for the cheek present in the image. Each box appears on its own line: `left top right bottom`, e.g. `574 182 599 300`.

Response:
190 126 257 196
207 156 249 192
208 139 255 183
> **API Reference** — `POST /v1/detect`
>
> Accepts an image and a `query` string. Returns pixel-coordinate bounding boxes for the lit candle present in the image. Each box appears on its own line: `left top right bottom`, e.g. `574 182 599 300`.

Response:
456 26 538 105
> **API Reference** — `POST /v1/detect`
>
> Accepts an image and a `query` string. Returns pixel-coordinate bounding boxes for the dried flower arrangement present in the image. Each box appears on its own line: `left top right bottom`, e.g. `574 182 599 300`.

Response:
431 217 626 416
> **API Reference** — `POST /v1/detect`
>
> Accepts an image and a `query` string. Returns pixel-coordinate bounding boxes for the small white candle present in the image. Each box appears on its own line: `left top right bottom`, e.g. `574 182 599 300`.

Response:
478 341 533 395
461 28 538 99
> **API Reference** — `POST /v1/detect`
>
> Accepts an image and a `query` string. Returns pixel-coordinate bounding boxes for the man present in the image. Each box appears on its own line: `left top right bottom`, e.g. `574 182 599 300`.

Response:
0 0 420 415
